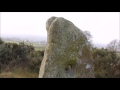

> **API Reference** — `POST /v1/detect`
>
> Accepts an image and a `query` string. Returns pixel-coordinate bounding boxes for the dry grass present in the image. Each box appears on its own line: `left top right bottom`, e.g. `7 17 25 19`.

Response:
0 67 39 78
0 72 15 78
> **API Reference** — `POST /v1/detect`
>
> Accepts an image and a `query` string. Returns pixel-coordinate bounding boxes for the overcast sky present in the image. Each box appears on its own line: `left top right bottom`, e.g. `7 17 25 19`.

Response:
0 12 120 45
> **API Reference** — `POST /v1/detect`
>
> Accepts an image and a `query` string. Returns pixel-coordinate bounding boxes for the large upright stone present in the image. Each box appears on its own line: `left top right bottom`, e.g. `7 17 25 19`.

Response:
39 16 94 78
0 12 1 38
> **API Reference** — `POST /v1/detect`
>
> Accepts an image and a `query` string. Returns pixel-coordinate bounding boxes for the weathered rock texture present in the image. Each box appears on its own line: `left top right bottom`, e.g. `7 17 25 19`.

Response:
39 16 94 78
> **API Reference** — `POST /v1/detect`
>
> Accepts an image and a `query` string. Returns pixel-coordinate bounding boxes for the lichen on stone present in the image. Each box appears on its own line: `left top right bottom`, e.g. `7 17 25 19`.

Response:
39 16 94 78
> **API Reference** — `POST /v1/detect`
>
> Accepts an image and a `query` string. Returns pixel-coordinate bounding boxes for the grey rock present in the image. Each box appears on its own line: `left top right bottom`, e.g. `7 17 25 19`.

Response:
39 17 94 78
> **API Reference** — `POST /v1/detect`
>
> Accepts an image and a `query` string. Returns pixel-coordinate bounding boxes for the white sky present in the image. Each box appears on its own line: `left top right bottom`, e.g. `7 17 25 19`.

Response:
0 12 120 45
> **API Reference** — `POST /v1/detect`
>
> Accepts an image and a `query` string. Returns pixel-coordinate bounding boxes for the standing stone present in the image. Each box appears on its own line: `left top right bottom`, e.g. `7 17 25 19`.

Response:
39 16 94 78
0 12 1 38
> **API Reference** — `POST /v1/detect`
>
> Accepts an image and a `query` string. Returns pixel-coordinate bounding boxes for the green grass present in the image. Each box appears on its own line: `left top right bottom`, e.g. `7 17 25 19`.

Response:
116 52 120 57
35 47 45 51
4 40 19 44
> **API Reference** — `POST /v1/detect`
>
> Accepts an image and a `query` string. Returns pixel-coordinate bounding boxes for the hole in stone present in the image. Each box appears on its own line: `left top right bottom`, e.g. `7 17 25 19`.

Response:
65 64 73 71
57 73 60 77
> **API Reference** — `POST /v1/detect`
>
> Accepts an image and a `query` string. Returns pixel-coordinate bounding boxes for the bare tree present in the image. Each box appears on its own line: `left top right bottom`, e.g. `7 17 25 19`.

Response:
107 39 119 52
83 31 92 40
83 30 93 47
118 40 120 52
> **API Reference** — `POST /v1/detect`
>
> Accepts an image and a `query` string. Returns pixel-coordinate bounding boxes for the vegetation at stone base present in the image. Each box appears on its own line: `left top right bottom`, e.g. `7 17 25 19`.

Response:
0 37 44 78
0 36 120 78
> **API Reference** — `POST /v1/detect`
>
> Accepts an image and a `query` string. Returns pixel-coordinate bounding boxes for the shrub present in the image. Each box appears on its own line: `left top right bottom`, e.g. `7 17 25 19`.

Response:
0 38 44 74
93 47 120 78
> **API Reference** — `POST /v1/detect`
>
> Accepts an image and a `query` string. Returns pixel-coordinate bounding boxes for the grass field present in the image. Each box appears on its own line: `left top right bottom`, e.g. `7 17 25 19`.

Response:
116 52 120 57
3 40 45 51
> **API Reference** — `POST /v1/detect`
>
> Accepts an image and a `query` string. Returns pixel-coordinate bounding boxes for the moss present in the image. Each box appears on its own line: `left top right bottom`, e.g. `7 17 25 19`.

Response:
81 44 92 59
40 17 94 78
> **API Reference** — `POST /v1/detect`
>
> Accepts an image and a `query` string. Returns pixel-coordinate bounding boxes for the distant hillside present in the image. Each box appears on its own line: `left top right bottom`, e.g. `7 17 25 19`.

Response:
1 34 107 48
93 43 107 48
1 34 47 42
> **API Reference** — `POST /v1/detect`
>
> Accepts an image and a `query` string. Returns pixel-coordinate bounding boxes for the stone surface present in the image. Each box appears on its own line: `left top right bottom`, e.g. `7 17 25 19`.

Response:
39 16 94 78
